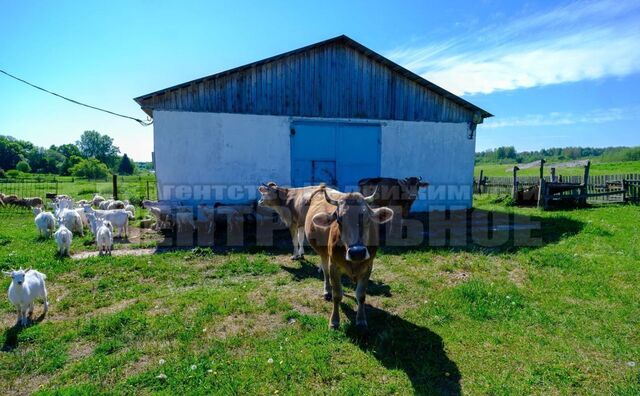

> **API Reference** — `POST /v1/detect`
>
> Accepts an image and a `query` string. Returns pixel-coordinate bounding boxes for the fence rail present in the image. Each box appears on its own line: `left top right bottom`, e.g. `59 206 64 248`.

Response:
474 173 640 204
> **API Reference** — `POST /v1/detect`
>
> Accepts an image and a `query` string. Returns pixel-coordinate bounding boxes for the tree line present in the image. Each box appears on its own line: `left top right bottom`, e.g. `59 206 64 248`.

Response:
0 130 138 179
476 146 640 164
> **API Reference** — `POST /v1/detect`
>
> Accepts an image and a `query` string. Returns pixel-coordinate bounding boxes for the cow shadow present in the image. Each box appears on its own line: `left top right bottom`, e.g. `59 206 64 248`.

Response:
342 301 461 395
1 311 46 352
280 259 392 297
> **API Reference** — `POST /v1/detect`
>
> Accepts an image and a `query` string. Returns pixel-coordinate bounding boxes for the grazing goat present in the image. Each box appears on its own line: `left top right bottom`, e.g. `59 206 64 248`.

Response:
3 268 49 326
54 225 73 256
92 194 105 207
107 200 125 210
147 205 174 230
96 219 113 255
57 208 84 236
84 206 133 238
99 199 113 210
33 207 56 238
124 204 135 217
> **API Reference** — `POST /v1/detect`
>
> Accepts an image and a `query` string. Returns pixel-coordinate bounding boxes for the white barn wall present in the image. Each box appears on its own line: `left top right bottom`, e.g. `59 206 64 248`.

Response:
381 121 475 210
154 110 475 209
154 110 290 203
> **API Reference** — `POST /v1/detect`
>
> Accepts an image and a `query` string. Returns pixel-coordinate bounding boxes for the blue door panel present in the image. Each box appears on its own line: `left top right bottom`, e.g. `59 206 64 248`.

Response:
291 122 380 189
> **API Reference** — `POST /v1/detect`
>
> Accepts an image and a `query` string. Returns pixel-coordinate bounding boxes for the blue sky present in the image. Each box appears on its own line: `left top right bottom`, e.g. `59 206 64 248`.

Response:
1 0 639 161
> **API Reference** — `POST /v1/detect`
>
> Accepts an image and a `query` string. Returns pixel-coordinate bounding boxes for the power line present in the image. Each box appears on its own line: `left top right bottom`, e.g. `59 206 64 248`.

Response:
0 68 152 126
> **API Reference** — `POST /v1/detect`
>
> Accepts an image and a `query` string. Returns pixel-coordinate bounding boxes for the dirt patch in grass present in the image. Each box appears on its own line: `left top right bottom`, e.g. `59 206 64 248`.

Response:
441 270 471 286
205 312 285 340
68 340 96 360
72 248 157 260
508 267 527 287
6 374 51 396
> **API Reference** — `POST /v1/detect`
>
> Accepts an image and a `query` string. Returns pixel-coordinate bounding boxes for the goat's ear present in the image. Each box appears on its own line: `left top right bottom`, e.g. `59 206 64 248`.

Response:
2 270 12 277
258 186 269 194
370 207 394 224
312 212 337 228
25 268 32 273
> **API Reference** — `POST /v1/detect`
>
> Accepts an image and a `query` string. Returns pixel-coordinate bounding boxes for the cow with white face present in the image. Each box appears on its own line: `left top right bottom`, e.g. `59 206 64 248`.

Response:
305 186 393 330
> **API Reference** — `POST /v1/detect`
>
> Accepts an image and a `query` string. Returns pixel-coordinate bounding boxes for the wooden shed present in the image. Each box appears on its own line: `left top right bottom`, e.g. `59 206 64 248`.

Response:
134 35 492 210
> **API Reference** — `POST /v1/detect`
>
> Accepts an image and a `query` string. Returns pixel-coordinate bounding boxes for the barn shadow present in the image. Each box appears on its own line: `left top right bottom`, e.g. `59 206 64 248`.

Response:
1 311 46 352
280 259 392 297
342 301 460 395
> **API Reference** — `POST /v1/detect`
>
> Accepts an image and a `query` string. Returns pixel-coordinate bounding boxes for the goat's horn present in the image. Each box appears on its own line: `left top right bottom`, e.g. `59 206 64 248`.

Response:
323 189 339 206
364 185 379 204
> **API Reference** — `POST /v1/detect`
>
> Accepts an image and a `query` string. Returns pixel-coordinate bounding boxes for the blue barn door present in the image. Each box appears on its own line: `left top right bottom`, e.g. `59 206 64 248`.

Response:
291 121 380 190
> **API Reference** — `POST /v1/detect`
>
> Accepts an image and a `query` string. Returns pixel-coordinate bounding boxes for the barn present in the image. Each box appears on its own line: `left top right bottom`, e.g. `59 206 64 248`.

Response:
134 35 492 211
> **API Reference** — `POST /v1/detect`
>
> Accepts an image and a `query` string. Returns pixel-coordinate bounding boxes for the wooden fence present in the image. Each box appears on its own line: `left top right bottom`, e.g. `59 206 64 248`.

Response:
475 173 640 204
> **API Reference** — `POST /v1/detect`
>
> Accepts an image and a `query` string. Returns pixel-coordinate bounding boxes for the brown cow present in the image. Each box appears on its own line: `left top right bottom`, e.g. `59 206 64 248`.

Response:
258 182 339 260
305 186 393 330
358 177 428 218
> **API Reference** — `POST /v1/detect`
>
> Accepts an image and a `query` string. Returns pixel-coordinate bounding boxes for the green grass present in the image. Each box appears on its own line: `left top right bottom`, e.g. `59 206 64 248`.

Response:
475 160 640 177
0 198 639 394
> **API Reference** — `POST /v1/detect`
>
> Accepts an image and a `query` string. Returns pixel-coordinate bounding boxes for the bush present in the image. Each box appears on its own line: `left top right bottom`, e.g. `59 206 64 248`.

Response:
6 169 20 178
16 160 31 173
70 158 110 179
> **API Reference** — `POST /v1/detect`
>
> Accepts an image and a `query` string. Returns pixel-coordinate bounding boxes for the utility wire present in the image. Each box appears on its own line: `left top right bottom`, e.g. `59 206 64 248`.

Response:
0 68 152 126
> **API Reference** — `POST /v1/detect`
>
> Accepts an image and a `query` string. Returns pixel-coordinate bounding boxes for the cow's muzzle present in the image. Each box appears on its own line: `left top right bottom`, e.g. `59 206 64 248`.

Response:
346 245 369 262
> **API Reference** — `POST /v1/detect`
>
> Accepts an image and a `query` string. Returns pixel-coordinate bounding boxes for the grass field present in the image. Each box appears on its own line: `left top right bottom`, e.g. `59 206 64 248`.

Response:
475 160 640 177
0 197 639 394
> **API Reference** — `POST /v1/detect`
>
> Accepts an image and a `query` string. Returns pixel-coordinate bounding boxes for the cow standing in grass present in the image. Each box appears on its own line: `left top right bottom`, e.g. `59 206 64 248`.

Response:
358 177 428 219
305 186 393 330
258 182 339 261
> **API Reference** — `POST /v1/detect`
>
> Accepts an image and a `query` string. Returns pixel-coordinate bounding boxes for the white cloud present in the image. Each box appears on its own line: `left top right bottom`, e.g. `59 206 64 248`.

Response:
387 0 640 95
482 106 640 129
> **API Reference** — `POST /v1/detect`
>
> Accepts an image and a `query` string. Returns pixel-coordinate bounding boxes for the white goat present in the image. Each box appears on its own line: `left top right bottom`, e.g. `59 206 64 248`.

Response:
99 199 113 210
124 204 135 217
57 208 84 236
96 219 113 255
107 200 125 210
54 224 73 256
84 206 133 238
33 207 56 238
215 205 244 232
92 194 105 207
3 268 49 327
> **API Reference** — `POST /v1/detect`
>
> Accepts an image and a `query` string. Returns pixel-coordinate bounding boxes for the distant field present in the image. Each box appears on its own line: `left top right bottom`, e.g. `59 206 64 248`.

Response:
0 175 157 203
475 160 640 177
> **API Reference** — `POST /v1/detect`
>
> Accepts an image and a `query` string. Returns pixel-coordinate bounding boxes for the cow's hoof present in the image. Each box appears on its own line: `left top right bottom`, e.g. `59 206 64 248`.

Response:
329 322 340 330
290 254 301 261
323 293 332 301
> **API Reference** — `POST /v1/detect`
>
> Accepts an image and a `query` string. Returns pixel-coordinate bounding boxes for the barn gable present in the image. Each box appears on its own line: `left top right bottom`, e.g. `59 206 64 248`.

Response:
134 35 491 124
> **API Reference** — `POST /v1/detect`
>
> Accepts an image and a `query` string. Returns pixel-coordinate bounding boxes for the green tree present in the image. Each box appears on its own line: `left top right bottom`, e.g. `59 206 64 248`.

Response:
0 136 25 170
76 130 120 167
118 153 135 175
60 155 83 176
54 143 83 159
69 158 110 179
16 160 31 173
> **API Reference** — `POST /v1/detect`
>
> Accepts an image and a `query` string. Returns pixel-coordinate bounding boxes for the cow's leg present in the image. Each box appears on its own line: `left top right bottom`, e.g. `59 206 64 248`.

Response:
320 254 332 301
329 265 343 330
355 273 370 330
289 226 299 260
296 226 305 259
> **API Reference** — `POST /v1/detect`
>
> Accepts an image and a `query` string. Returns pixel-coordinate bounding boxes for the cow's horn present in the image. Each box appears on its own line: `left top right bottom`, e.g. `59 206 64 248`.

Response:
364 186 378 204
323 189 339 206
